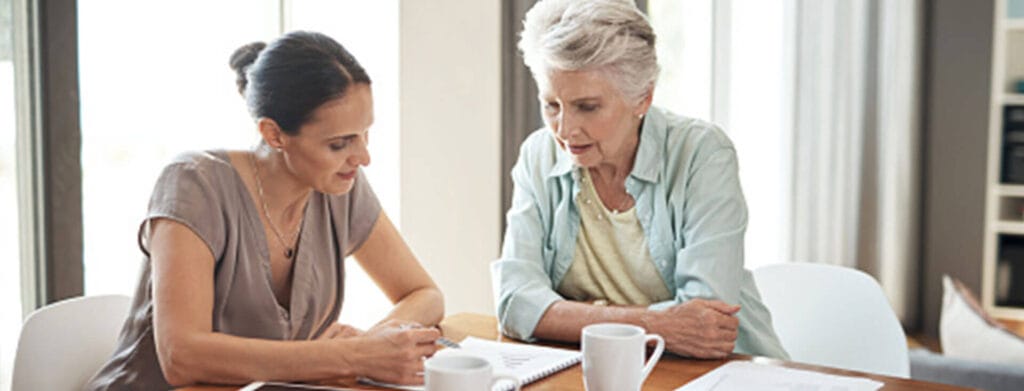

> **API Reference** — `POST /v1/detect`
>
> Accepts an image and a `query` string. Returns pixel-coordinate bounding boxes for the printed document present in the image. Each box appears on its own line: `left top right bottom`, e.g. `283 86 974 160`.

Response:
676 361 884 391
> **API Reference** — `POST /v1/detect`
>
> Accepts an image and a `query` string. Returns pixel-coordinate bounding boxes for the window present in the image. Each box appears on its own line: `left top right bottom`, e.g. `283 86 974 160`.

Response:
649 0 788 270
0 0 20 387
78 0 280 297
79 1 399 329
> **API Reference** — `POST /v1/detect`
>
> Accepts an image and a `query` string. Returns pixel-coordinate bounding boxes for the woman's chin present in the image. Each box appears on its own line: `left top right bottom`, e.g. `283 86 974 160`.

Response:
319 181 355 196
571 155 600 168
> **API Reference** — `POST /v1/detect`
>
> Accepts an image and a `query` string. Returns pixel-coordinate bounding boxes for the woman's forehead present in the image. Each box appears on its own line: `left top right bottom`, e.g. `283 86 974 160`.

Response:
538 69 618 100
302 85 374 137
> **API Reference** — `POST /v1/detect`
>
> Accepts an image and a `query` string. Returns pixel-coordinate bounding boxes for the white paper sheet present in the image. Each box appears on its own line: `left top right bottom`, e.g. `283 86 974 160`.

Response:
675 361 884 391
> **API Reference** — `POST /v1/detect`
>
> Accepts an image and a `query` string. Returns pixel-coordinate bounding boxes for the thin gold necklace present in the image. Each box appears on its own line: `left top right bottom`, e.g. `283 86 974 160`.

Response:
249 151 302 259
589 166 626 211
585 168 633 215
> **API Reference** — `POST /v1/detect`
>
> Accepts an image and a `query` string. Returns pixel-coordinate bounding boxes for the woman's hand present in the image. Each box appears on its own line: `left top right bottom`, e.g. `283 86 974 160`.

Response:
349 320 440 385
642 299 740 359
317 323 364 340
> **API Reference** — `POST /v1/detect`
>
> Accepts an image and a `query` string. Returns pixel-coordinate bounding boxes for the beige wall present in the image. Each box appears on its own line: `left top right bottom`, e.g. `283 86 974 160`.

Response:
399 1 502 316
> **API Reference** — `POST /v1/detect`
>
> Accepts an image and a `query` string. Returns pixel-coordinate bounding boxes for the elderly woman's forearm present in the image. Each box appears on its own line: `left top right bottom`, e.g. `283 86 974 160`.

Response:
532 301 648 342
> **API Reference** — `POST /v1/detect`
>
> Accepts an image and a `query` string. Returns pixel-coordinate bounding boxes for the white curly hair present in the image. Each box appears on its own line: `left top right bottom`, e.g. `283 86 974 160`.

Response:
518 0 659 101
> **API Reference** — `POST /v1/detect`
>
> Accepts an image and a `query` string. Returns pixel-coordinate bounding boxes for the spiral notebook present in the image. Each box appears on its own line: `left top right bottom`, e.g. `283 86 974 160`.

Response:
359 337 581 391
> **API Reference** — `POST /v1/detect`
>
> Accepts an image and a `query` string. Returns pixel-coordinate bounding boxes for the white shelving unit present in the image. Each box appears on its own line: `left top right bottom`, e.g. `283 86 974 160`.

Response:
1006 93 1024 105
983 0 1024 320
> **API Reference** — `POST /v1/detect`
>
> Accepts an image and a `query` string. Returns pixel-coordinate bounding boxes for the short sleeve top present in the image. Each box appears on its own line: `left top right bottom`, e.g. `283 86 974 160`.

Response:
86 150 381 390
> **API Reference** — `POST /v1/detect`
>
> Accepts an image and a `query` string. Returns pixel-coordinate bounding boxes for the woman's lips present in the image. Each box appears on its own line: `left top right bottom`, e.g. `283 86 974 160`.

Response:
337 170 357 180
568 144 593 155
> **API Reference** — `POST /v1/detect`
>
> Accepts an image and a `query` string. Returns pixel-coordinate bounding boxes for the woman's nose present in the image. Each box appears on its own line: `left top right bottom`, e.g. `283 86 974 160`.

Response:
556 112 580 141
351 136 371 167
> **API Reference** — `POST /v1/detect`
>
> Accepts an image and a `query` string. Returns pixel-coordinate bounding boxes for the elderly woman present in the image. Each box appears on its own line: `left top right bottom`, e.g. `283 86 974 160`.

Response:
493 0 788 359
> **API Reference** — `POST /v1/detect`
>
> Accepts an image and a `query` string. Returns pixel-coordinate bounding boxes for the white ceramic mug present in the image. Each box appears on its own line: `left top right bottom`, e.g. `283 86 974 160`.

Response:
424 355 520 391
581 323 665 391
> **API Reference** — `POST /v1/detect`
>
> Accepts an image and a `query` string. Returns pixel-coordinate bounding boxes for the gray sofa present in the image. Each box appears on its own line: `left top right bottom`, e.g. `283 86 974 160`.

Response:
909 348 1024 391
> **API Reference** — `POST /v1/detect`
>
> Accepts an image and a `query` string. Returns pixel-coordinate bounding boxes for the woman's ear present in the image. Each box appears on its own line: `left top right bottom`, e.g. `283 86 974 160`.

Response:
634 86 655 118
257 118 287 150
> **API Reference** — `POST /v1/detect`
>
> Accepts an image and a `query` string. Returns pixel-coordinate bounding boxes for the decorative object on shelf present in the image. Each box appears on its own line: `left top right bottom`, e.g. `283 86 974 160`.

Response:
1017 79 1024 94
1003 106 1024 183
997 236 1024 307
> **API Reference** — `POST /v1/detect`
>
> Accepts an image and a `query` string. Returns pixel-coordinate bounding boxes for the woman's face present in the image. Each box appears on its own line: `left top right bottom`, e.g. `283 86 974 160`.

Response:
281 83 373 195
537 69 648 168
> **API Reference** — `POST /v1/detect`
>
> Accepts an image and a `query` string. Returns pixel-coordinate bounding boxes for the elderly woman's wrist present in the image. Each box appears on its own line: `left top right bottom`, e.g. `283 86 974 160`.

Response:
639 308 659 333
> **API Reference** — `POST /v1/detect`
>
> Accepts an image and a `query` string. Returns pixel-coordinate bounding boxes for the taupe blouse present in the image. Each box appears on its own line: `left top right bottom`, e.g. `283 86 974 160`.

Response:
86 150 381 390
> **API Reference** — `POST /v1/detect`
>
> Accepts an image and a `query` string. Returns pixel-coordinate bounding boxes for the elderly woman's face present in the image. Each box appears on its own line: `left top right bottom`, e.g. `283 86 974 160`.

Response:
538 69 646 168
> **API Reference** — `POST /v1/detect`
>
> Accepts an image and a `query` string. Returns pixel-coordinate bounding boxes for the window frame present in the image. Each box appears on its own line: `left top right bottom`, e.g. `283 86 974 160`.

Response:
13 0 82 314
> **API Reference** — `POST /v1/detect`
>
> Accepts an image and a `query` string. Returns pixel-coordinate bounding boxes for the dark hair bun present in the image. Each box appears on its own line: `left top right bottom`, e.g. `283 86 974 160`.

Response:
229 42 267 95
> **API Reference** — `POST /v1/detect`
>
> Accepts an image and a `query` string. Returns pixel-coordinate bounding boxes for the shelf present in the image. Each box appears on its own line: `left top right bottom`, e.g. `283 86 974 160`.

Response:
997 221 1024 234
1007 19 1024 31
999 184 1024 196
1007 93 1024 105
989 305 1024 321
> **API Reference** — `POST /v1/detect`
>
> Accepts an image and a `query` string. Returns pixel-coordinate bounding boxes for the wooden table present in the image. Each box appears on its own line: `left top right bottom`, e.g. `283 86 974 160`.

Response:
180 313 975 391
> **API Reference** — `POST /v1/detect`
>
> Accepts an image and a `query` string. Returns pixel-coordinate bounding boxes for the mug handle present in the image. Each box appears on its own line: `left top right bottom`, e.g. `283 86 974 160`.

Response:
640 334 665 382
491 375 521 391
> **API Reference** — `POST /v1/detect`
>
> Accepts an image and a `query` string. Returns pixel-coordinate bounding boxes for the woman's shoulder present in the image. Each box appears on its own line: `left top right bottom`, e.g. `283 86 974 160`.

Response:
164 149 233 170
654 107 735 153
519 127 558 156
158 150 240 181
152 150 239 195
650 108 740 187
515 128 562 174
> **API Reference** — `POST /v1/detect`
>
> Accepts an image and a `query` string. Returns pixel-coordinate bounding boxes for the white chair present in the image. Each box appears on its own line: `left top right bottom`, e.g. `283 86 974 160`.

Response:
752 263 909 377
12 294 132 391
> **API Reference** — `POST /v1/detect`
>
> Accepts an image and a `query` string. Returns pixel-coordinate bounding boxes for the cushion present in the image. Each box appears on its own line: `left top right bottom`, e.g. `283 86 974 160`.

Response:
910 348 1024 391
940 275 1024 365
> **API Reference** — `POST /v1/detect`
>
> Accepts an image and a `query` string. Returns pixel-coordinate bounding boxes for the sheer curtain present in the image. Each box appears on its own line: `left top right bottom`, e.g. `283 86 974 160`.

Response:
787 0 921 324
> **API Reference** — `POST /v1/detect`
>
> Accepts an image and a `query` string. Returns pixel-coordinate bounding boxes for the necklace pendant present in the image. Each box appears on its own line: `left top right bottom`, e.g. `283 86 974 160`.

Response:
284 248 294 259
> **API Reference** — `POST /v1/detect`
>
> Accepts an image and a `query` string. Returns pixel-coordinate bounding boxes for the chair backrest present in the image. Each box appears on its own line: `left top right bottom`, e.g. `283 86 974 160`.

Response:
753 263 909 378
12 294 132 391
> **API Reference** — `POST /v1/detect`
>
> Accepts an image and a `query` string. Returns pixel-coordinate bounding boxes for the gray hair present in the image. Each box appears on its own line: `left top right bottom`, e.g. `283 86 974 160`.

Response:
518 0 659 101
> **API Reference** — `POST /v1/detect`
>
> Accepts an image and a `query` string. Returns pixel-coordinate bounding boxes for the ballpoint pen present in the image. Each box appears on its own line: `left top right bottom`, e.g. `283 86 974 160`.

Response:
398 323 461 348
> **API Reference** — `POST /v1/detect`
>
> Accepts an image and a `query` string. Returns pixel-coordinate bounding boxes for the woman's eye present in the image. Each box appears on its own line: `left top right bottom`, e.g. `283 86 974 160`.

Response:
330 140 350 151
579 104 598 112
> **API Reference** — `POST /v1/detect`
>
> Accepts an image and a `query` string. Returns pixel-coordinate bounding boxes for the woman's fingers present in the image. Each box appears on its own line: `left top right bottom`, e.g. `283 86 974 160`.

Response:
406 327 442 344
336 325 364 338
704 299 741 315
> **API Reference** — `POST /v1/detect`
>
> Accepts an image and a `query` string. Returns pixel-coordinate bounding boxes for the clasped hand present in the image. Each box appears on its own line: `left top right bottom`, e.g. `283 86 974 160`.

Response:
643 299 740 359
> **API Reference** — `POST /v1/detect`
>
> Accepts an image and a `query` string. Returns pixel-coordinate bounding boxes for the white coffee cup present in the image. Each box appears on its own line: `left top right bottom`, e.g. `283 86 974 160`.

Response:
581 323 665 391
424 354 520 391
